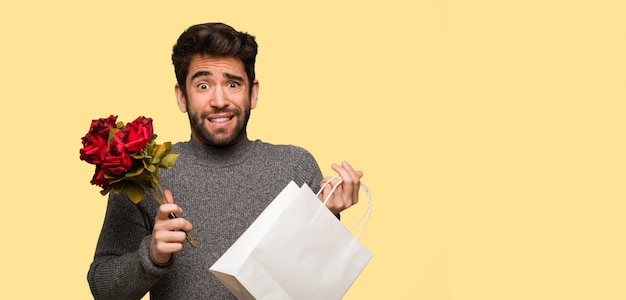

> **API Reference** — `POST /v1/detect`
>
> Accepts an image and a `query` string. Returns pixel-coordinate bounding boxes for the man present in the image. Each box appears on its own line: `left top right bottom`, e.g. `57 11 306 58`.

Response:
87 22 363 299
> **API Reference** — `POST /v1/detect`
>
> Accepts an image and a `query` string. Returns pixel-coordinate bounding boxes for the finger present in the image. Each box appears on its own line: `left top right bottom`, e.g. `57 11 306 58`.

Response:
341 161 363 185
342 162 360 204
327 177 344 199
331 163 356 205
156 203 182 220
320 176 335 186
325 177 350 210
331 162 358 185
163 189 174 204
333 182 349 208
341 161 363 204
154 216 193 233
153 227 189 242
153 242 184 256
152 231 187 255
319 179 334 200
162 189 187 221
317 177 338 206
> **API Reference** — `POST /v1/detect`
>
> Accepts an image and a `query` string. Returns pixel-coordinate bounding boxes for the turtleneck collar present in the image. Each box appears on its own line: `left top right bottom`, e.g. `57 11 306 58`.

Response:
184 136 254 168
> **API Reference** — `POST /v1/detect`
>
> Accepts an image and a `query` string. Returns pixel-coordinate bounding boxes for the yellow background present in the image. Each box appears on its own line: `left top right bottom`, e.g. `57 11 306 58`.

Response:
1 0 625 299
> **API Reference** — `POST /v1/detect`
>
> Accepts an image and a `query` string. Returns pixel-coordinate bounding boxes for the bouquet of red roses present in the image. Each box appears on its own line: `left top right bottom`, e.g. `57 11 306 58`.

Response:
80 115 195 247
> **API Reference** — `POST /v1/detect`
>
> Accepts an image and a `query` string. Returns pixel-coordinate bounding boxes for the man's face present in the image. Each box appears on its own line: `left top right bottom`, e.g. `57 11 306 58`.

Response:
175 54 259 147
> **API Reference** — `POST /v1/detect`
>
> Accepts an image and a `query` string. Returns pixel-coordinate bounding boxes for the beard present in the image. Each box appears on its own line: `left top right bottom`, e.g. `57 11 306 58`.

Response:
188 105 252 147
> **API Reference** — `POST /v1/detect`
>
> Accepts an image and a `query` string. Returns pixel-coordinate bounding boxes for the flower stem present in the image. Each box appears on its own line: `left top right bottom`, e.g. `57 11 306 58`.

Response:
146 182 197 248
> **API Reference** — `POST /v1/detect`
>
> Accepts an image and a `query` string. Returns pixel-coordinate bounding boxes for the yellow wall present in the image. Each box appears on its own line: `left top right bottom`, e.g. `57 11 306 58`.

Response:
1 0 625 299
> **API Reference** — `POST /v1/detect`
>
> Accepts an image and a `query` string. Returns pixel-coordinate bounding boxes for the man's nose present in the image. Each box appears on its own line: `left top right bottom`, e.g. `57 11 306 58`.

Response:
209 86 228 108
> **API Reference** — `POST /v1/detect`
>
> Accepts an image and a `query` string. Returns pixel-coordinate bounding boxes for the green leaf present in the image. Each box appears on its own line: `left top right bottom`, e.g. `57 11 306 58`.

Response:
108 176 125 185
108 127 119 143
160 153 179 169
131 153 147 159
99 186 113 196
112 182 124 194
151 145 165 164
125 166 145 177
146 164 157 173
124 182 145 204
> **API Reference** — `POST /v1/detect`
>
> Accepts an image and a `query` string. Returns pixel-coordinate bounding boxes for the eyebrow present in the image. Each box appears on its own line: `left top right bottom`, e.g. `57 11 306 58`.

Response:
224 72 245 82
190 71 211 81
190 71 245 83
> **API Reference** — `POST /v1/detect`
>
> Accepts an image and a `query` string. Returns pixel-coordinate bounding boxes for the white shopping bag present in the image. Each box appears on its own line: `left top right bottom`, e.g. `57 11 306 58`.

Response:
209 180 372 300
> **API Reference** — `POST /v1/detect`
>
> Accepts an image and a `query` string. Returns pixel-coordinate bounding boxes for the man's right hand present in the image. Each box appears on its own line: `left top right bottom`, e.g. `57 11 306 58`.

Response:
150 189 193 265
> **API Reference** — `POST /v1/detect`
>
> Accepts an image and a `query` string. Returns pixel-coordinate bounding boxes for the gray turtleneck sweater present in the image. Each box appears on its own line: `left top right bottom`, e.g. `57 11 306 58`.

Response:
87 137 323 299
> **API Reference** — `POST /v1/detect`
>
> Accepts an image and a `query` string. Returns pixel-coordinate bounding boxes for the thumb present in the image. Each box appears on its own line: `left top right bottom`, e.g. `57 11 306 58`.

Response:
163 189 174 204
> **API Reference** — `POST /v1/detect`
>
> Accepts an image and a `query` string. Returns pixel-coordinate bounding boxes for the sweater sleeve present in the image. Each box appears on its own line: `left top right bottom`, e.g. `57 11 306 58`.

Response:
292 146 323 194
293 147 341 219
87 192 171 300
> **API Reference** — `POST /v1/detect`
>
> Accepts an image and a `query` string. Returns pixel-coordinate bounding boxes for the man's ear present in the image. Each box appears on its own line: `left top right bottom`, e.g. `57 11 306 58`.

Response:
175 84 187 113
250 79 259 109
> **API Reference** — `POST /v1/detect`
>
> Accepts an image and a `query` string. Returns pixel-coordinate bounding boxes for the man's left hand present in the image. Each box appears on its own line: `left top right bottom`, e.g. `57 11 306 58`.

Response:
318 161 364 215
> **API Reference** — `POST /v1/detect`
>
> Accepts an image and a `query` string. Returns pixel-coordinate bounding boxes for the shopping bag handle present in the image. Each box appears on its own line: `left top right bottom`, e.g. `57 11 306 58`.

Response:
316 176 371 239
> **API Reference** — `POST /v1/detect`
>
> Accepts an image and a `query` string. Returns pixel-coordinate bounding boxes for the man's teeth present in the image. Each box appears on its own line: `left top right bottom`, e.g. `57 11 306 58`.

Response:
210 117 230 123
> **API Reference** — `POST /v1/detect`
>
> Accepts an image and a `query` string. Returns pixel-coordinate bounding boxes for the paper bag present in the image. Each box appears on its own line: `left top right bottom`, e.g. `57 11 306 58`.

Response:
209 180 372 299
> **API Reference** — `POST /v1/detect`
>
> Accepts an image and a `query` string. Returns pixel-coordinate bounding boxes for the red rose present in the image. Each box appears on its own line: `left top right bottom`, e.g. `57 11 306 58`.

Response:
87 115 118 140
115 116 153 153
90 166 108 188
101 142 132 175
80 115 118 164
80 134 107 164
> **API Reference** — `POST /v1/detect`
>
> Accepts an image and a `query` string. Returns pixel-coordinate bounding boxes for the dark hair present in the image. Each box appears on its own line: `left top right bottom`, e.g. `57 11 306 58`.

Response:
172 23 258 97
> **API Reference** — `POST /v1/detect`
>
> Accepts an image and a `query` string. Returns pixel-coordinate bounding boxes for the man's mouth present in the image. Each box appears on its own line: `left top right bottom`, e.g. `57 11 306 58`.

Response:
205 113 236 128
209 117 232 124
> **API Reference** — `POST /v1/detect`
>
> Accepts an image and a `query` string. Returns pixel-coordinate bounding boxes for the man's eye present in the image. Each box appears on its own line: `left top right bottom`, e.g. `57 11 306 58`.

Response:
228 82 240 88
198 83 209 89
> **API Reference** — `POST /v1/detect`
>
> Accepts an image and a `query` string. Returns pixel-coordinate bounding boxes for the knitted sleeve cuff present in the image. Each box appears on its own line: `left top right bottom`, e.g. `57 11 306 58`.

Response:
139 235 174 274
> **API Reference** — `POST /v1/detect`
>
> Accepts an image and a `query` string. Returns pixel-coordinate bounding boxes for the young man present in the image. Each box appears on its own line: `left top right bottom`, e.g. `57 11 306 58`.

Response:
87 22 363 299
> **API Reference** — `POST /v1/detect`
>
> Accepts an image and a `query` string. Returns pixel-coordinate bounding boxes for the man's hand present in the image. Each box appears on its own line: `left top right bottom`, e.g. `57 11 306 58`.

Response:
318 161 364 215
150 189 193 265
